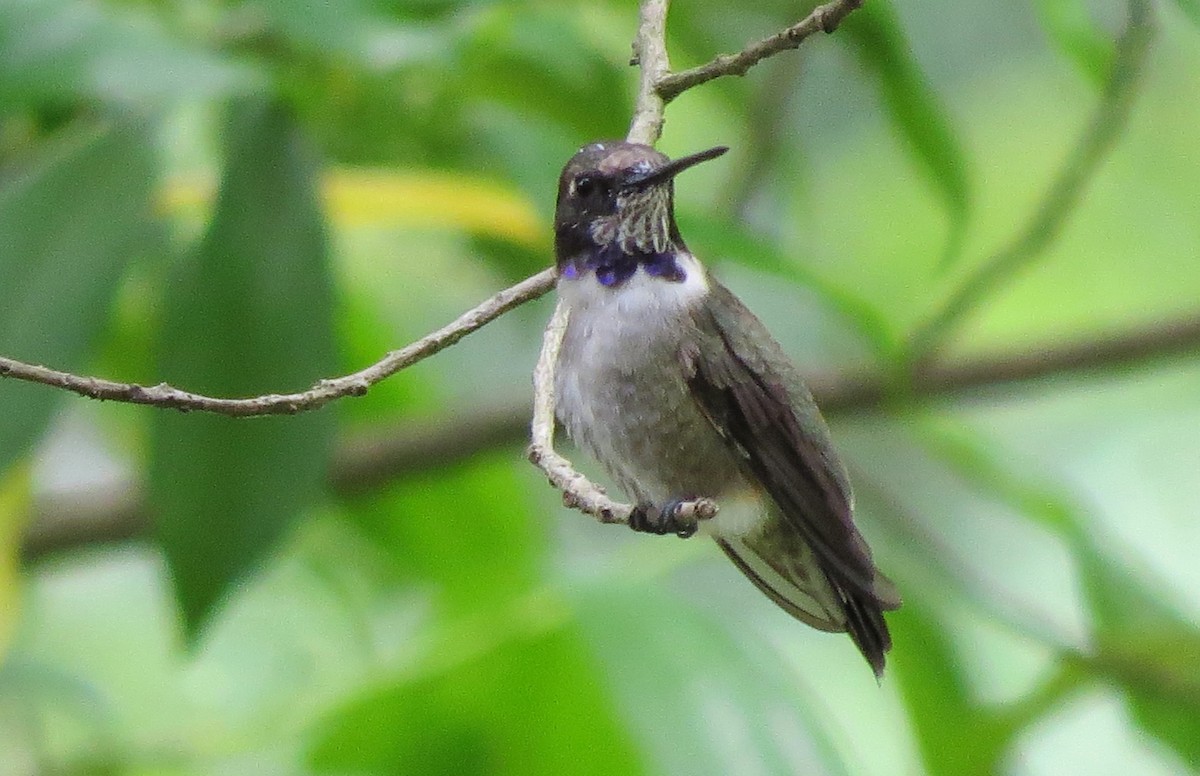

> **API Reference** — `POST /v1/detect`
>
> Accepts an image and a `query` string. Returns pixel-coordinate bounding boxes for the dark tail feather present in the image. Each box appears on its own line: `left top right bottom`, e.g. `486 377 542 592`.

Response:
717 530 901 677
841 586 893 679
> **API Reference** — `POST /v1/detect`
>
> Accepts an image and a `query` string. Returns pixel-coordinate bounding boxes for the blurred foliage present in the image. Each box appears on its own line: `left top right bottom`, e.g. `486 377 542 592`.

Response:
840 0 972 269
151 100 337 632
1 0 1199 775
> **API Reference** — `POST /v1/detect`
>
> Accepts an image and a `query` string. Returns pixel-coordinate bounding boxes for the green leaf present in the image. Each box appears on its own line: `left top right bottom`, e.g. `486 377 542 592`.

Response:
920 422 1200 768
259 0 450 69
309 626 644 775
890 603 1020 776
1030 0 1116 86
0 123 156 476
150 100 337 634
0 0 263 104
343 454 539 615
1169 0 1200 26
575 584 851 776
1079 551 1200 767
839 0 971 268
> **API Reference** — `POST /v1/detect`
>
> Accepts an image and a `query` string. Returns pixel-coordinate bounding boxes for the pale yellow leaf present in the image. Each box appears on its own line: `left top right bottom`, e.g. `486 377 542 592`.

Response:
0 465 30 659
161 169 547 251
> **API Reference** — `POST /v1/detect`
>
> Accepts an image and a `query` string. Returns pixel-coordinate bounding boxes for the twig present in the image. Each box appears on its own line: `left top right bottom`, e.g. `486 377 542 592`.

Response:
907 0 1154 364
625 0 862 144
25 310 1200 559
0 269 556 416
627 0 672 145
525 303 724 529
656 0 864 101
525 301 635 524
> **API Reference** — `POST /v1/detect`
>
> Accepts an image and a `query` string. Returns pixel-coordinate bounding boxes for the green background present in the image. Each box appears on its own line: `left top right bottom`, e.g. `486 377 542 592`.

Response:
1 0 1198 774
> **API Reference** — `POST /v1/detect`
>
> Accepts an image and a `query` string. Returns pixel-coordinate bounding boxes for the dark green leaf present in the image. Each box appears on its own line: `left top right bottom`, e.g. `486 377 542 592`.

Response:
839 0 971 268
150 100 337 633
0 123 156 475
1031 0 1116 86
0 0 263 104
309 626 644 775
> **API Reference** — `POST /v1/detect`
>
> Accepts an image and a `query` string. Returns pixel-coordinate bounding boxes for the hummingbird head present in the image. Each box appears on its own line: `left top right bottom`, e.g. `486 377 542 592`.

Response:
554 142 728 287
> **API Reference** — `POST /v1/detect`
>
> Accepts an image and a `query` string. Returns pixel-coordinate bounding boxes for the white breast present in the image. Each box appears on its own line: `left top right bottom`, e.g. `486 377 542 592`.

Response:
554 253 748 506
557 252 709 330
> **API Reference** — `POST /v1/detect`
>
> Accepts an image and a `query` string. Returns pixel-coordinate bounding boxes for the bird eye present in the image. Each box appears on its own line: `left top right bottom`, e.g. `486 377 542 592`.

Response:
574 175 597 197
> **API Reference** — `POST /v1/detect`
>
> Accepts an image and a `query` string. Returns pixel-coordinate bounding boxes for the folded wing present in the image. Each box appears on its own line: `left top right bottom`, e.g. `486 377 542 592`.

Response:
682 281 900 675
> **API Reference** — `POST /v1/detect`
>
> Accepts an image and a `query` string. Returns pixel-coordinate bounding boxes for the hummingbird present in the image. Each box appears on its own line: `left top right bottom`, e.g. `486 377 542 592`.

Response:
552 141 901 675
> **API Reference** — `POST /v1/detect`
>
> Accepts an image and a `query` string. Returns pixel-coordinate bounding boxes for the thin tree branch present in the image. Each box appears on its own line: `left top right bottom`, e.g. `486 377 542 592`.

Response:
907 0 1155 364
656 0 863 102
0 269 556 416
816 313 1200 412
525 300 634 525
627 0 672 145
24 310 1200 560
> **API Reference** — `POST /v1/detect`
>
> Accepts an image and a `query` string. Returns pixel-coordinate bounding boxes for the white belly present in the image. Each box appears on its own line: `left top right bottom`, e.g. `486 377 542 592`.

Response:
554 258 745 508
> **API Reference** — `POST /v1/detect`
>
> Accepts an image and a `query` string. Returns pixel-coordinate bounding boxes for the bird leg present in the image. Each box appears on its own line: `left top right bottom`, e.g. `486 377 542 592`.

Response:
628 497 719 538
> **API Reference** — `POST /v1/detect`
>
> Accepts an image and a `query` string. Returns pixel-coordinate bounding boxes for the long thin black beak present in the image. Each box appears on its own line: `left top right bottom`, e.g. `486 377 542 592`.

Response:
621 145 729 190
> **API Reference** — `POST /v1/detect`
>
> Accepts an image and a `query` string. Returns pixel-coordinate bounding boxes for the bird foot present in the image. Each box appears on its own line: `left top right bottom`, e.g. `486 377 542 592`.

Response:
628 498 718 538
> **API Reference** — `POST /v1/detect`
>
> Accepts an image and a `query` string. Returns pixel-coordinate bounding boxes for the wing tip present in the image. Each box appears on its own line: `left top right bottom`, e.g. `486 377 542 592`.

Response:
842 588 894 678
718 537 899 677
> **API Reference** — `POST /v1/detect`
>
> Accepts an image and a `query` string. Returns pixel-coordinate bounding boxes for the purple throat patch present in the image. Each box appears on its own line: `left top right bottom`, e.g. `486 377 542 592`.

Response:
565 244 685 287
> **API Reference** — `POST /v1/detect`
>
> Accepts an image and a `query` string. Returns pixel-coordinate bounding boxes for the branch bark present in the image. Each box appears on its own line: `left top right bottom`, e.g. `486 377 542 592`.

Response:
525 301 635 525
0 269 556 416
627 0 672 145
656 0 863 101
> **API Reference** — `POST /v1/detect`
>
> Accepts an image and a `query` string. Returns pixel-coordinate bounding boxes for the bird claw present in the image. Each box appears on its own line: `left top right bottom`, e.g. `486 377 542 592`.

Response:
629 498 716 538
